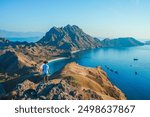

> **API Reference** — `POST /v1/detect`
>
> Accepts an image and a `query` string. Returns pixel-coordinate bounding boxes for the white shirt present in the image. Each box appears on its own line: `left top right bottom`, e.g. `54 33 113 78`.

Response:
41 64 49 74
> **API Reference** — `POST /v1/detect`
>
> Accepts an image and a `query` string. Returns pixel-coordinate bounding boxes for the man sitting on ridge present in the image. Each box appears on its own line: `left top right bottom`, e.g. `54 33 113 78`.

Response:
41 61 50 83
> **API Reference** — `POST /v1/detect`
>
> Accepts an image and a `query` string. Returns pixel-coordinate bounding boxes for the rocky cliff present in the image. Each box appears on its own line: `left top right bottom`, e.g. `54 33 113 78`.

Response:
7 62 126 100
37 25 102 51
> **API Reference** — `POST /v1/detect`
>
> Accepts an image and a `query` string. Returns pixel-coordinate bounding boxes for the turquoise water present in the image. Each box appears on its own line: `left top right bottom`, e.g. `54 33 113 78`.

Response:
48 45 150 100
7 37 41 42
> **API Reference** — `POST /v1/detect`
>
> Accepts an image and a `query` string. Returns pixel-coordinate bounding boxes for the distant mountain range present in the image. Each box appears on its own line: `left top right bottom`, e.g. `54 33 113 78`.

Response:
0 26 145 49
0 37 33 47
0 29 44 38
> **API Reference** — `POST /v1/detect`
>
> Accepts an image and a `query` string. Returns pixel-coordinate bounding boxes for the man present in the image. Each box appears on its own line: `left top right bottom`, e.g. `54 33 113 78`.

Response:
41 61 50 83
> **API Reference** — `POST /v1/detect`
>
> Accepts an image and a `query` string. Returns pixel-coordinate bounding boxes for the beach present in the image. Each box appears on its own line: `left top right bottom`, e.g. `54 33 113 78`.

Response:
71 50 81 54
48 50 82 63
48 57 69 63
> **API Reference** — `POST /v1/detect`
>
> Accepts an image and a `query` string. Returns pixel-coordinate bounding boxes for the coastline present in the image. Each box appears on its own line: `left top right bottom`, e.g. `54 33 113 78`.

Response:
71 49 81 54
48 57 69 64
48 49 82 64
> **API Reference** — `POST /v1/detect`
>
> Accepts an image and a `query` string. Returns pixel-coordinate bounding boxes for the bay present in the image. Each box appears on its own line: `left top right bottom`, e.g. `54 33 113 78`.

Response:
48 45 150 100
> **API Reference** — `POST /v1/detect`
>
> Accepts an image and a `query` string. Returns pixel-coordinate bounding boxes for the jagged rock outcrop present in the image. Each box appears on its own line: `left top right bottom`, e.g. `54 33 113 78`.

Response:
101 37 144 47
37 25 102 51
8 62 126 100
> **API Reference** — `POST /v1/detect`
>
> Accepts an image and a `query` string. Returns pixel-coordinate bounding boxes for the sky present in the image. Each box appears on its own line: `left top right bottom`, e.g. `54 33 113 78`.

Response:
0 0 150 40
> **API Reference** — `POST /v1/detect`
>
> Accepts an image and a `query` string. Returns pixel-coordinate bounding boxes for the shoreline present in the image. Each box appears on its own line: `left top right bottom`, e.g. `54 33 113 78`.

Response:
48 49 82 64
71 49 81 54
48 57 69 64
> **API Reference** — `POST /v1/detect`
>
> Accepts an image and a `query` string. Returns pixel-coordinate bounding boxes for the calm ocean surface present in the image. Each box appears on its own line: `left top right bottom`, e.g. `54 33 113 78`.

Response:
8 37 41 42
48 45 150 100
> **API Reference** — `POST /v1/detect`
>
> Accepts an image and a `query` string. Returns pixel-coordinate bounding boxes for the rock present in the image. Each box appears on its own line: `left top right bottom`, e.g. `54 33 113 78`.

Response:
23 89 37 99
11 80 37 99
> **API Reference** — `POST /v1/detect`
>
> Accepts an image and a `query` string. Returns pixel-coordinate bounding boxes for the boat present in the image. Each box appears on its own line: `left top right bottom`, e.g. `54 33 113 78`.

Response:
105 65 110 70
110 69 114 72
133 58 138 61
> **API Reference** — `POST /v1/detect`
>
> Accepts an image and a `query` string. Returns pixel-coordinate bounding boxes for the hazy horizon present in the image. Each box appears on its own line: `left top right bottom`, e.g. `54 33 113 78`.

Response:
0 0 150 40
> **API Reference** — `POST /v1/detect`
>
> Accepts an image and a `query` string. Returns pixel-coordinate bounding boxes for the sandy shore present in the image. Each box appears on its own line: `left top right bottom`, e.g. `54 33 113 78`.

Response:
48 50 81 64
48 57 69 63
71 50 81 54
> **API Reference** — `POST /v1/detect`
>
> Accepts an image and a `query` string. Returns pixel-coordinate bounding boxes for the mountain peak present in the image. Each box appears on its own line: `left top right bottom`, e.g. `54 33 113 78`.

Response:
66 24 72 28
63 24 82 32
51 26 59 31
37 25 102 50
65 24 79 28
49 26 62 33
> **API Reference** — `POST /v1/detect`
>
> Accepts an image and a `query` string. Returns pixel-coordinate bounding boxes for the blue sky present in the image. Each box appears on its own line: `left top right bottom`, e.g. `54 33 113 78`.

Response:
0 0 150 39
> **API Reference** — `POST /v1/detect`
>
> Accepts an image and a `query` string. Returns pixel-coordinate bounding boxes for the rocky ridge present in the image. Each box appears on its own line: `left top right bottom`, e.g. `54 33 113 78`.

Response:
6 62 126 100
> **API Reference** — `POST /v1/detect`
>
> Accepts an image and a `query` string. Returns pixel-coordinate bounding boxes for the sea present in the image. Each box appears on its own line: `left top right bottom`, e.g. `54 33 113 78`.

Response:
7 37 41 42
48 45 150 100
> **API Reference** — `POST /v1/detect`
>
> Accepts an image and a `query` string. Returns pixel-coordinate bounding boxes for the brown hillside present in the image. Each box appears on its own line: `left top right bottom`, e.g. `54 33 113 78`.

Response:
8 62 126 100
51 62 126 100
0 51 37 75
